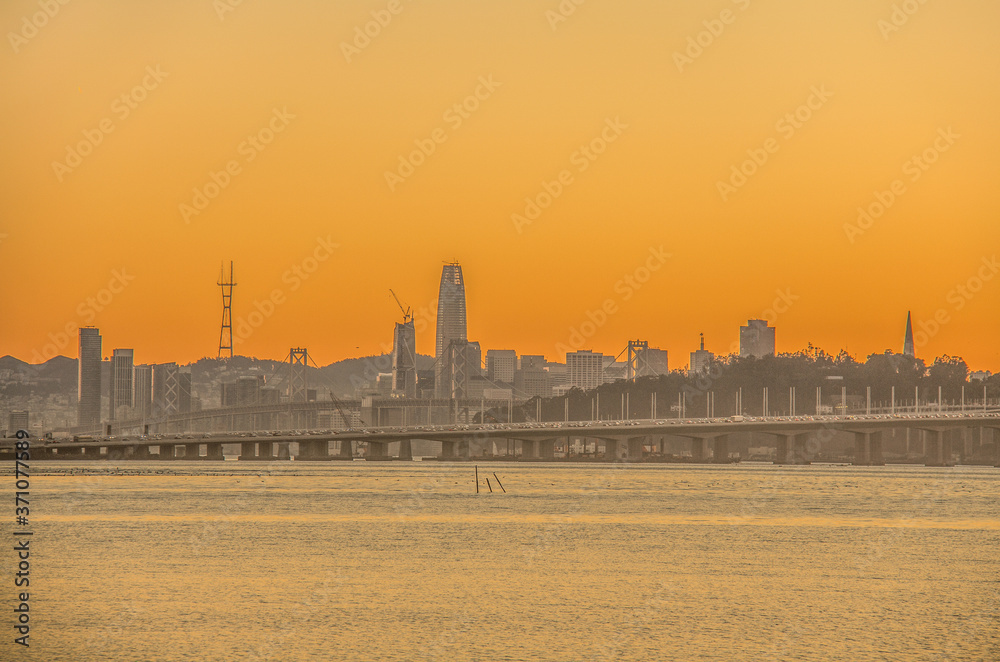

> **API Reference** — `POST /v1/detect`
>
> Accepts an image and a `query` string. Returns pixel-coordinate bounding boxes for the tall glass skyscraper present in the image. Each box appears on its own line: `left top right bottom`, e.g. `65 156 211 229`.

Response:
109 348 134 420
435 262 467 359
77 327 102 430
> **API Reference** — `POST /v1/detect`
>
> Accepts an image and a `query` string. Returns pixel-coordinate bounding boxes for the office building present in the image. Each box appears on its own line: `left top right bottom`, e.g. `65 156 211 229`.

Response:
486 349 517 385
515 355 551 398
77 327 102 430
690 334 715 374
435 262 467 359
392 320 416 397
739 319 775 358
109 349 134 420
132 364 153 418
567 350 604 391
8 411 29 434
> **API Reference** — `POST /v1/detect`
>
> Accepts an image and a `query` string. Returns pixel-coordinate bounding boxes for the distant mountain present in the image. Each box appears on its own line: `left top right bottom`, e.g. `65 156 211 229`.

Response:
36 356 77 382
0 355 31 372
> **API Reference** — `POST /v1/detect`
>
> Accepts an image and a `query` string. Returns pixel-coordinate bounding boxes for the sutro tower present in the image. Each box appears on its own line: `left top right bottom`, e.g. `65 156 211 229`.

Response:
218 261 236 359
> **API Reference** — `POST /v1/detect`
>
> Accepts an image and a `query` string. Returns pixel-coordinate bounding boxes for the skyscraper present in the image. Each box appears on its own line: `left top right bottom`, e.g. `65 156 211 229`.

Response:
435 262 469 398
903 311 915 357
392 320 416 397
109 348 134 421
133 364 153 418
486 349 517 384
435 262 467 359
77 327 102 430
739 320 775 358
567 350 604 391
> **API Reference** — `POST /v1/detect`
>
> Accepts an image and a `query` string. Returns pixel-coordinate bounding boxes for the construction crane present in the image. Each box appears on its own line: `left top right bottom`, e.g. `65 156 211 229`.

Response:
389 289 413 323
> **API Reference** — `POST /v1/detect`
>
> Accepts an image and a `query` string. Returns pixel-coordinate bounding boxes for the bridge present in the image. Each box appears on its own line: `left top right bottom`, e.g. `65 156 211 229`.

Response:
8 412 1000 467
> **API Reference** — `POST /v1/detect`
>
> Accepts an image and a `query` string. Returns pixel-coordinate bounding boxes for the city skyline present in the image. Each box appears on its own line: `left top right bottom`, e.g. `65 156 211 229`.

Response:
2 2 998 371
13 262 992 374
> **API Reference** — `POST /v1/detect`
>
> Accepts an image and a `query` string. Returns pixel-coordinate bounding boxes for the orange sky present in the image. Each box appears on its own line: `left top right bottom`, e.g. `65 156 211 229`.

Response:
2 0 998 370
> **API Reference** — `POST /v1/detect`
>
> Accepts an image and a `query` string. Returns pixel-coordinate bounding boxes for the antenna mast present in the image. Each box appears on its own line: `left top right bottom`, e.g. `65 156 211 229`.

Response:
218 261 236 359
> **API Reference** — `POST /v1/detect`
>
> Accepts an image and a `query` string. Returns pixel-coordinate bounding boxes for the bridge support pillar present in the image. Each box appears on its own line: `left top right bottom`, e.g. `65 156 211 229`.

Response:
296 440 312 460
206 443 224 461
298 440 329 461
158 444 175 460
626 437 644 462
108 447 126 460
338 439 353 460
276 442 290 460
185 443 201 460
519 440 536 460
775 435 790 464
397 439 412 461
923 430 952 466
367 441 389 461
440 440 456 459
852 433 872 466
315 440 329 460
539 439 555 460
239 441 256 461
691 438 710 463
133 445 150 460
604 439 620 461
258 441 274 461
871 432 884 465
712 435 730 463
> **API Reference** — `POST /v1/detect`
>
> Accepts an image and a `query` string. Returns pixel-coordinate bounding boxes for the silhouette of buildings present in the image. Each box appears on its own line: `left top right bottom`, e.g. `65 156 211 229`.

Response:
435 262 467 359
486 349 517 385
690 333 714 374
8 410 29 433
567 350 604 390
77 327 102 430
133 364 153 418
109 349 134 420
392 320 416 397
739 319 775 358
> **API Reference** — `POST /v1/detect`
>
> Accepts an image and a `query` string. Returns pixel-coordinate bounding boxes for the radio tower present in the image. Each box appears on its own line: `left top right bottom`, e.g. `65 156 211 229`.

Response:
218 261 236 359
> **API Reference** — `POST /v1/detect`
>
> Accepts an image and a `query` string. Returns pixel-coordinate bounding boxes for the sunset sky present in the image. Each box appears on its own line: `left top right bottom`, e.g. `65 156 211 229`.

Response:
2 0 998 369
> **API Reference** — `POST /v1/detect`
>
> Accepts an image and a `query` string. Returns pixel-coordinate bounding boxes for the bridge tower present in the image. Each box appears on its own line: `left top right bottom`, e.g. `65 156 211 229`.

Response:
218 261 236 359
288 348 309 429
288 348 308 402
627 340 649 382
